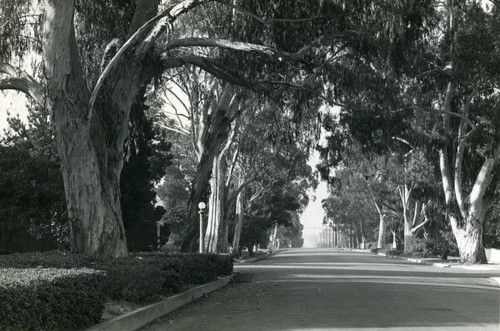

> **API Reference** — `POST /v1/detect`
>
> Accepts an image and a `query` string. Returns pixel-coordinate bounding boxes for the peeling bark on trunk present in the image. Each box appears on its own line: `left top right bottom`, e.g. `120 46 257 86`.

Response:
42 0 162 257
181 85 237 252
456 216 487 264
439 146 494 264
205 152 226 252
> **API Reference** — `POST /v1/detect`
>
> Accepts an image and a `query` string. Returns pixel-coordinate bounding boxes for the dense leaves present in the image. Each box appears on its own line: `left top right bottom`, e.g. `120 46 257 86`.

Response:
0 250 233 329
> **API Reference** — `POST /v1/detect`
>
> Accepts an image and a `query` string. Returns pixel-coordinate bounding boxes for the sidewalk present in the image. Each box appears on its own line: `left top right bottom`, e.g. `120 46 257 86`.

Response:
371 250 500 287
377 251 499 270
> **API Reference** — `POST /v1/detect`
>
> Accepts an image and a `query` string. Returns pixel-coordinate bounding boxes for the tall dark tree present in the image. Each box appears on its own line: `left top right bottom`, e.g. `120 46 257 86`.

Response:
120 91 172 251
0 102 67 252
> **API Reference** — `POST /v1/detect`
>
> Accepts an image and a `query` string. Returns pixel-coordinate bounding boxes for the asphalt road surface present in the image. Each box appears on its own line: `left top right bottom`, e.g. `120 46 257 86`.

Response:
144 248 500 330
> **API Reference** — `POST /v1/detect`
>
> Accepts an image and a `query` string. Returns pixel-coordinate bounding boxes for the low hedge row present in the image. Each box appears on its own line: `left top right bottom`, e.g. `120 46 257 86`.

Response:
0 268 105 330
0 251 233 330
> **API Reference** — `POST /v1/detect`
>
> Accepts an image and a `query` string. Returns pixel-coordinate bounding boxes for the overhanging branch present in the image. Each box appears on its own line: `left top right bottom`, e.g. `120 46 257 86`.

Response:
88 0 213 120
162 55 271 92
412 104 476 130
165 33 355 61
165 38 300 60
0 63 44 106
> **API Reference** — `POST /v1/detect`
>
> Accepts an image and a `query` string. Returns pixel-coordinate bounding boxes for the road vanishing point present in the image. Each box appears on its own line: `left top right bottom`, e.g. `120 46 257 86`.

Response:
144 248 500 331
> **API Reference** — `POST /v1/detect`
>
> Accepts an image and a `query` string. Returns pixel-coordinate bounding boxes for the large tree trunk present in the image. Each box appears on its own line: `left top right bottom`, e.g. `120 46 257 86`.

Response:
205 118 236 253
42 0 161 257
181 85 237 252
439 147 494 264
438 78 498 264
453 215 487 264
205 152 226 252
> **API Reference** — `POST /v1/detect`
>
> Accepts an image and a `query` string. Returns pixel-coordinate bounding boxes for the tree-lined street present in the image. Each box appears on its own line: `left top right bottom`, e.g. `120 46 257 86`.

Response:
145 249 500 330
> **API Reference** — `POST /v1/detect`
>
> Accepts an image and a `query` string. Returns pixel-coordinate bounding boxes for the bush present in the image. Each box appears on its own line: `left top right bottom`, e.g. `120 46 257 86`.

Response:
411 239 456 258
386 249 403 257
0 268 104 330
0 251 234 329
95 258 168 303
136 253 233 290
0 251 92 269
370 248 380 254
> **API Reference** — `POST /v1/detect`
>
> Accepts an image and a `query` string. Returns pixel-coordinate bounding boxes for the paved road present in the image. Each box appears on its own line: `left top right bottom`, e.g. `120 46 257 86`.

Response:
144 248 500 330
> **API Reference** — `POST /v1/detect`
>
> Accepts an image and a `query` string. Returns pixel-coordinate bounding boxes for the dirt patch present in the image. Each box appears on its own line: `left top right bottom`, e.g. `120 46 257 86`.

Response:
230 272 254 284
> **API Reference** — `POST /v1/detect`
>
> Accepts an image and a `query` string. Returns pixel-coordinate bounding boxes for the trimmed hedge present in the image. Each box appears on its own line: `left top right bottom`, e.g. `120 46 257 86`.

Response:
0 268 104 330
0 251 233 330
386 249 403 257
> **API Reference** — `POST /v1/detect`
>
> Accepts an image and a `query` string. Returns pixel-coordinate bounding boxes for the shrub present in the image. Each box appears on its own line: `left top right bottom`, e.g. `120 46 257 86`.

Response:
411 239 456 258
386 249 403 257
0 251 234 329
0 268 104 330
137 253 233 289
95 258 168 303
370 248 380 254
0 250 91 269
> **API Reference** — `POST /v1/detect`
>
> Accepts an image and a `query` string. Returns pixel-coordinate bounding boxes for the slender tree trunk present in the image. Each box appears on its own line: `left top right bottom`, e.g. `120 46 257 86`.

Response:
373 201 386 249
181 86 236 252
333 226 338 247
272 223 278 250
220 221 229 253
400 185 413 254
232 189 244 256
205 152 226 252
248 244 254 257
377 215 386 249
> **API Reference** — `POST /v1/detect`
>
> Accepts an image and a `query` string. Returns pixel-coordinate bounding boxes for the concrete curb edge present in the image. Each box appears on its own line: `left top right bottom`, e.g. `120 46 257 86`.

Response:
236 248 288 264
488 277 500 287
86 274 235 331
375 252 500 288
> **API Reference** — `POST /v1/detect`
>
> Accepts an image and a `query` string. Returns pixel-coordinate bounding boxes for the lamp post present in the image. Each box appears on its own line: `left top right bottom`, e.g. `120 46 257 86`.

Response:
198 201 206 253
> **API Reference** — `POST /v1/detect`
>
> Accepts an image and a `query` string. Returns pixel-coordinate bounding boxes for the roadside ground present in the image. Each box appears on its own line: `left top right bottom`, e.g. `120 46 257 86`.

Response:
144 248 500 330
346 247 500 286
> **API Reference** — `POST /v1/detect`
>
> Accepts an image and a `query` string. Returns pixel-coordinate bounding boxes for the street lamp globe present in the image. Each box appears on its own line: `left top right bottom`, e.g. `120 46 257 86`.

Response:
198 202 206 210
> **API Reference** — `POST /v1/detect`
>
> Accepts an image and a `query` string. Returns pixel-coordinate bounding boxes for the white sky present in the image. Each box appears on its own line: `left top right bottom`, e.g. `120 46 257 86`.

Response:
0 91 29 133
299 146 329 248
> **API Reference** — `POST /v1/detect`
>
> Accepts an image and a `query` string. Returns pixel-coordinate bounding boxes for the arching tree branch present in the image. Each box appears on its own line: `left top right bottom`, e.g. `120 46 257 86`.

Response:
162 55 271 92
0 63 44 106
88 0 213 119
165 33 356 60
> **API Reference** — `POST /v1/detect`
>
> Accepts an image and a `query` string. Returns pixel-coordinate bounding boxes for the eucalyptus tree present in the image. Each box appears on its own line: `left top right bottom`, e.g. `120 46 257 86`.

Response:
393 1 500 263
0 0 341 256
0 0 438 257
418 1 500 264
225 100 316 253
318 1 500 263
157 0 341 252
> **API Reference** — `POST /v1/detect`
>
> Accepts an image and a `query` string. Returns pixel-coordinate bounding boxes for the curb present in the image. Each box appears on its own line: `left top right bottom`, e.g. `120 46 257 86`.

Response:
235 248 287 264
379 253 453 267
377 253 500 287
86 274 235 331
489 277 500 287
